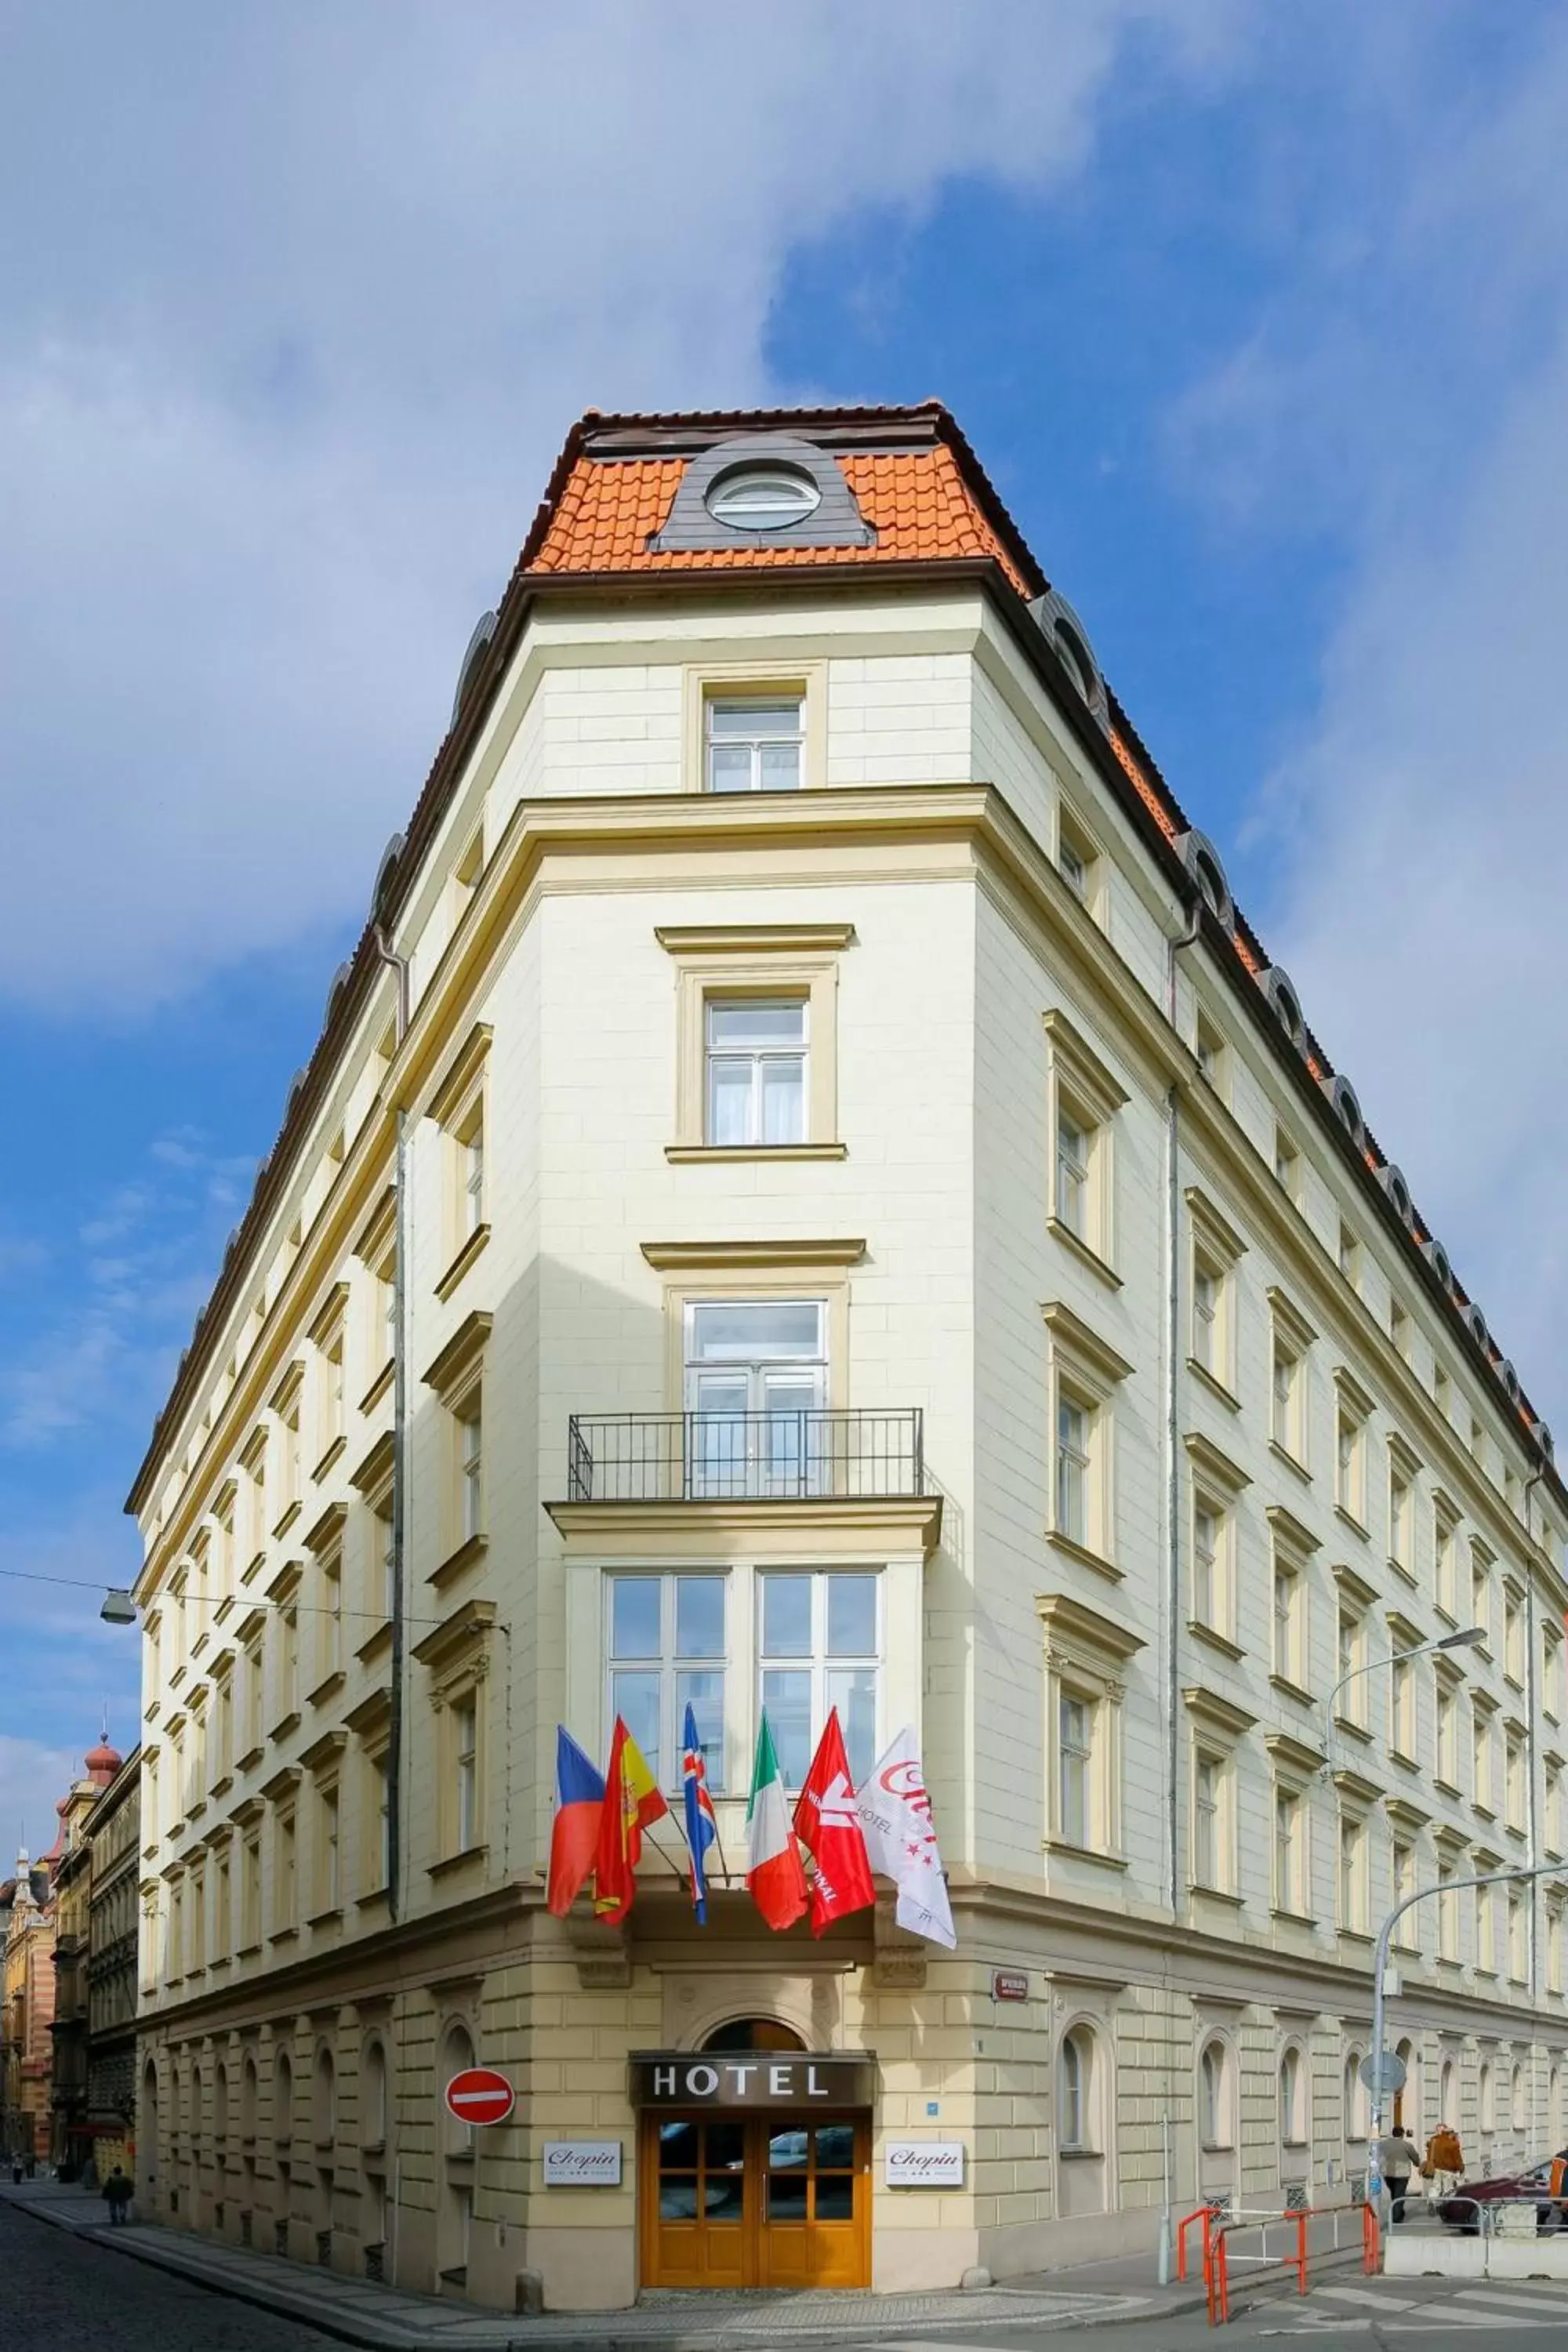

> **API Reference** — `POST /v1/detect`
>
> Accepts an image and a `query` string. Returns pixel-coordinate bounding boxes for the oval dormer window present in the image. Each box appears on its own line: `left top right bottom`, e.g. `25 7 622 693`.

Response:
706 465 822 531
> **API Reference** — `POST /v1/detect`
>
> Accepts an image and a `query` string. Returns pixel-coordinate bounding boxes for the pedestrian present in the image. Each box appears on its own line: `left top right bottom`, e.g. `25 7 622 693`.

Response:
1376 2124 1414 2223
1423 2122 1464 2204
102 2165 132 2227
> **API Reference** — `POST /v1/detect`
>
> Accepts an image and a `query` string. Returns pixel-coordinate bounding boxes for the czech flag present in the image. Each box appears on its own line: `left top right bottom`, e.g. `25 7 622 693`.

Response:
681 1702 719 1924
593 1717 668 1925
546 1728 604 1918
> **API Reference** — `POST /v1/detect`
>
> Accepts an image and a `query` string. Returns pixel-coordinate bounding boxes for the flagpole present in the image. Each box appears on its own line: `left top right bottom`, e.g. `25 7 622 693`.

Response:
708 1813 735 1889
644 1822 694 1879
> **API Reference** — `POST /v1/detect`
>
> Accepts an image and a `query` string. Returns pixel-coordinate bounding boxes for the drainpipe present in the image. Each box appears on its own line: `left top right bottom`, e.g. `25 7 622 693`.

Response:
374 928 412 1924
1163 898 1202 1927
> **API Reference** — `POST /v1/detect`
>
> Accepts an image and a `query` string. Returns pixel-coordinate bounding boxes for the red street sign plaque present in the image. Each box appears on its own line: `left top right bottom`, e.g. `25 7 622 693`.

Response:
991 1969 1029 2002
445 2067 515 2128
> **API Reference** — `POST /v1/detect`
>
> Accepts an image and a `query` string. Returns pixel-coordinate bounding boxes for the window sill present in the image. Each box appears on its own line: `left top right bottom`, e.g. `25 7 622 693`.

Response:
1504 1671 1524 1697
235 1944 261 1962
1057 2146 1105 2161
435 1223 490 1303
307 1907 342 1930
1269 1673 1315 1710
1190 1882 1243 1907
210 1774 233 1802
235 1745 264 1774
242 1551 266 1588
268 1711 301 1745
359 1361 394 1416
312 1436 347 1486
356 1886 390 1912
1046 1530 1123 1584
1189 1620 1244 1663
1045 1838 1127 1871
1332 1715 1373 1745
1269 1441 1312 1486
666 1142 848 1164
1387 1557 1417 1589
273 1501 302 1541
267 1929 299 1949
1046 1216 1123 1291
1187 1358 1240 1414
355 1621 394 1666
306 1671 346 1709
428 1844 488 1882
214 1595 236 1626
1473 1801 1497 1824
1334 1504 1369 1542
1433 1599 1457 1628
428 1532 488 1592
1433 1777 1461 1802
1272 1907 1317 1929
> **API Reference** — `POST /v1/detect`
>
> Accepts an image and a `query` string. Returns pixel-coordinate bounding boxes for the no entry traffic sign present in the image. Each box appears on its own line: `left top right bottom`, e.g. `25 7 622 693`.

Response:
445 2067 515 2128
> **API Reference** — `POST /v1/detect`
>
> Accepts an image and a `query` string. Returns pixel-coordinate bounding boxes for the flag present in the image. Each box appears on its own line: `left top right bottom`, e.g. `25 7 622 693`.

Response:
793 1708 875 1937
546 1727 605 1918
593 1717 668 1926
856 1725 956 1948
745 1712 808 1931
681 1702 719 1925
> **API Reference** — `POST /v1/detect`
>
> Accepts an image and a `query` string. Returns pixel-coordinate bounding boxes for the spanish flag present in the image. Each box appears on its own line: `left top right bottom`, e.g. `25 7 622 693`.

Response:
593 1718 669 1924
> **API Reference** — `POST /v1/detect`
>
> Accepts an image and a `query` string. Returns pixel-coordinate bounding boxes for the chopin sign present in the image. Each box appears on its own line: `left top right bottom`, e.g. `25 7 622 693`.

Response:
629 2052 877 2110
885 2140 965 2187
543 2140 622 2187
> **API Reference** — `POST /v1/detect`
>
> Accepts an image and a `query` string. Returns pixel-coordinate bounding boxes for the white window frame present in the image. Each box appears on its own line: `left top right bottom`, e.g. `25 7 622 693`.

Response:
704 996 808 1149
1268 1288 1316 1468
605 1570 729 1795
703 691 805 794
1044 1011 1127 1278
682 1297 829 1498
1043 1302 1132 1573
1040 1593 1142 1863
757 1566 881 1792
1338 1809 1369 1934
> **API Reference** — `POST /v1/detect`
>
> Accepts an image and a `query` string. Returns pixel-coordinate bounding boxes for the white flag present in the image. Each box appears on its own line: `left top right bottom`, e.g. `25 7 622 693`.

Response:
855 1724 956 1949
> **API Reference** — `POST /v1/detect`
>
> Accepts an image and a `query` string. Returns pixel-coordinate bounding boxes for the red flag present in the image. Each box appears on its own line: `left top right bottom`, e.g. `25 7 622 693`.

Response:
593 1719 668 1926
793 1709 876 1937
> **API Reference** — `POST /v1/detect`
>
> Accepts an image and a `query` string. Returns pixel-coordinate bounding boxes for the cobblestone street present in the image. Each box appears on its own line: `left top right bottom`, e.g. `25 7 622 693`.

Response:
0 2198 341 2352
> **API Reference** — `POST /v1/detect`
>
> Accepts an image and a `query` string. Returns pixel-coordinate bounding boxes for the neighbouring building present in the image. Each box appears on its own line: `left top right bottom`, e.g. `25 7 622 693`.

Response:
2 1846 56 2164
42 1737 125 2176
85 1744 142 2178
129 402 1567 2308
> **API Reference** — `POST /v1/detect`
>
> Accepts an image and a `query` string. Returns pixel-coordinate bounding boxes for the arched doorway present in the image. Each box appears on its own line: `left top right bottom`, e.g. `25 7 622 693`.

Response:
437 2022 476 2287
640 2017 869 2292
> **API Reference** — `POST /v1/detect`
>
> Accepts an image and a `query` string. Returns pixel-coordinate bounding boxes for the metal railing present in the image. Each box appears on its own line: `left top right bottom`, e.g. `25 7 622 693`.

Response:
564 1408 926 1503
1207 2204 1375 2324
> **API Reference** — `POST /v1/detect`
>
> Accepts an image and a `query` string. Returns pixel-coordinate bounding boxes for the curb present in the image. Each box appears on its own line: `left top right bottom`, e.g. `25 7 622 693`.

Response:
2 2192 1207 2347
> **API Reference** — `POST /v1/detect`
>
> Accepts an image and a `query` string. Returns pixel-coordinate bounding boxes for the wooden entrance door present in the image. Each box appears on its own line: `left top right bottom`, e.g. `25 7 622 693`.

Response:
641 2111 870 2289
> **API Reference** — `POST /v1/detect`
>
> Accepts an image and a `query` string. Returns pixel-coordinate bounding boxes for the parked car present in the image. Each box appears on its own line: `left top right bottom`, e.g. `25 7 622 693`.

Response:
1436 2160 1566 2233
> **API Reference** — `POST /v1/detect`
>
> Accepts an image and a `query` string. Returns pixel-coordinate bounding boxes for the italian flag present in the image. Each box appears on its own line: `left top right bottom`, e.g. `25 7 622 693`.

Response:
746 1713 808 1931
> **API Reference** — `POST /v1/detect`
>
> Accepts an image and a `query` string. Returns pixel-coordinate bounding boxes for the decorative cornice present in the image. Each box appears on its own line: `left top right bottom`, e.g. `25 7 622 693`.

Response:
422 1310 492 1399
640 1237 865 1272
427 1020 492 1127
655 922 855 956
1040 1299 1134 1388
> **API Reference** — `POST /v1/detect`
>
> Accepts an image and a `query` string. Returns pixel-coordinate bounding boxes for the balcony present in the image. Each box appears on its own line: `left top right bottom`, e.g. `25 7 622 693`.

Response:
564 1409 927 1504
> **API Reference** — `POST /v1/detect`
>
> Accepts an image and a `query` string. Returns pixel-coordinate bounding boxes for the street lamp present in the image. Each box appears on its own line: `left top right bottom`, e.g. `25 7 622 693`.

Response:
1366 1860 1560 2216
1323 1626 1485 1772
100 1592 138 1626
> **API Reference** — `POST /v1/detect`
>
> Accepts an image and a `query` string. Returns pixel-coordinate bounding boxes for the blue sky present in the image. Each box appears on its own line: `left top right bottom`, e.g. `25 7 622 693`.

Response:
5 1 1568 1849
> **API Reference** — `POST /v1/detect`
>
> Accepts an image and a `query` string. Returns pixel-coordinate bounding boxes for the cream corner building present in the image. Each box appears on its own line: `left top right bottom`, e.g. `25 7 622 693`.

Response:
129 404 1568 2310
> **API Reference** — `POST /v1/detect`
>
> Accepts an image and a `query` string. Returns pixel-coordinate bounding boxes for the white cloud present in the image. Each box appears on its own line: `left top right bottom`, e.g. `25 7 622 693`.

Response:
1186 12 1568 1422
0 0 1236 1013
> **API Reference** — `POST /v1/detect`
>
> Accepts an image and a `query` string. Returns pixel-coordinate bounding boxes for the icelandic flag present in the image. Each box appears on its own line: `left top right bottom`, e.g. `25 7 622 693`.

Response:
546 1727 605 1917
681 1702 719 1924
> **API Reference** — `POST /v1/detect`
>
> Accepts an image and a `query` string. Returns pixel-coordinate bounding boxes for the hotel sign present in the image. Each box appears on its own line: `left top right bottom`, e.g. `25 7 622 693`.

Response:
543 2140 622 2186
629 2051 877 2110
885 2140 965 2187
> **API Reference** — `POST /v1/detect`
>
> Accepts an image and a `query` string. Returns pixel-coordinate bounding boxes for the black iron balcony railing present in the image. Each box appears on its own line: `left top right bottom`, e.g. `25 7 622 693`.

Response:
565 1408 925 1504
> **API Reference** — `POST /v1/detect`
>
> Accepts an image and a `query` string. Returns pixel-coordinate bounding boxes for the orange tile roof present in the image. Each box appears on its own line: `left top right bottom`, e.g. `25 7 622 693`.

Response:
528 445 1034 599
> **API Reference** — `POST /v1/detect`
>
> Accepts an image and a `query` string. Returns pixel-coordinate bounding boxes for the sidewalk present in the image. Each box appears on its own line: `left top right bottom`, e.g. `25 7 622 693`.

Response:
0 2176 1200 2349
